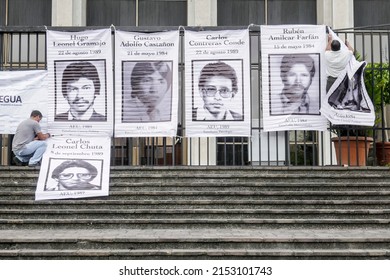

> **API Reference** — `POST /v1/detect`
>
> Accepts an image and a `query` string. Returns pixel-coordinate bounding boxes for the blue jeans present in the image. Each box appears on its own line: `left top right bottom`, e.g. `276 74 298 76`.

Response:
14 140 47 165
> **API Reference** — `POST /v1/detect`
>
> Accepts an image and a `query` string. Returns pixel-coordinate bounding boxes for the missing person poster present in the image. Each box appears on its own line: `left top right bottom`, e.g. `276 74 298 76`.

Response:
184 29 251 137
0 70 48 134
114 30 179 137
321 29 375 126
46 29 113 137
261 25 328 132
35 136 111 200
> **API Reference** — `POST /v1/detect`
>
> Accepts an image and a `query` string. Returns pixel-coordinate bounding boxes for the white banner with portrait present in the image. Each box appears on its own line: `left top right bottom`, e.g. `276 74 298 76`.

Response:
46 29 113 137
0 70 48 134
35 136 111 200
184 29 251 137
320 29 375 126
114 30 179 137
261 25 328 132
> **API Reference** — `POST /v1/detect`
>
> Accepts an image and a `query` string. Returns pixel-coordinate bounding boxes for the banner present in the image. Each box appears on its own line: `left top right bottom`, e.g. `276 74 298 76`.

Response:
184 29 251 137
0 70 48 134
261 25 328 131
114 30 179 137
46 29 113 136
35 136 111 200
320 29 375 126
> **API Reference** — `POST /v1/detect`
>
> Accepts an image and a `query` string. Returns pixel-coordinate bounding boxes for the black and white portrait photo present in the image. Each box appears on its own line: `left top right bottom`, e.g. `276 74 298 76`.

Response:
54 60 107 122
269 54 321 116
328 63 371 113
192 60 244 121
44 158 103 191
122 60 173 123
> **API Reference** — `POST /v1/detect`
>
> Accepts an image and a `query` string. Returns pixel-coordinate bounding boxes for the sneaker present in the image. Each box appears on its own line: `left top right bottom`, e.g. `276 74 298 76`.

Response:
28 162 41 167
13 156 26 166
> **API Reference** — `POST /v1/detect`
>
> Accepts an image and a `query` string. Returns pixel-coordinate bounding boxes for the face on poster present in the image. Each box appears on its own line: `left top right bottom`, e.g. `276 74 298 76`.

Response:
269 53 321 116
327 70 371 113
121 60 173 123
54 59 107 122
192 59 244 122
43 158 103 192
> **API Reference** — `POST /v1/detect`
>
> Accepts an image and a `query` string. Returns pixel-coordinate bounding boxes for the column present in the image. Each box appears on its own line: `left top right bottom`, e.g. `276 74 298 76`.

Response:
187 0 217 26
52 0 86 26
317 0 354 29
187 0 218 165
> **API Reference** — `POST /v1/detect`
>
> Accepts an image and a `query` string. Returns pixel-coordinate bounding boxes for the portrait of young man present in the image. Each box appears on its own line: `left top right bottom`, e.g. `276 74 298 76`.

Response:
192 60 244 121
269 54 321 116
122 60 173 123
54 60 107 122
44 159 103 191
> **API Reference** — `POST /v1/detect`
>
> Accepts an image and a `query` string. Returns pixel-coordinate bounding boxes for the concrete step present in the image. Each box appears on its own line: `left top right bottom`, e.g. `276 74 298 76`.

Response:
2 248 390 259
1 166 390 258
3 166 390 180
0 208 390 220
2 167 390 177
1 199 389 210
1 218 390 230
0 228 389 259
3 183 390 193
1 190 390 201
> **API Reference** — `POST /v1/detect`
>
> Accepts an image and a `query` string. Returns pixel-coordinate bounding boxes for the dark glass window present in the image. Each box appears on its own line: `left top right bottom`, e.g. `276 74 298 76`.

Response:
87 0 136 26
87 0 187 27
218 0 265 26
138 0 187 26
6 0 51 26
0 0 5 25
267 0 316 25
218 0 316 26
354 0 390 27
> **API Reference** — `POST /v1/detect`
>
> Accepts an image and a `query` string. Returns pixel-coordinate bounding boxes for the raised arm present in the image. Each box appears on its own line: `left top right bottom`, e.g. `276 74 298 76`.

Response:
325 34 332 51
345 40 354 52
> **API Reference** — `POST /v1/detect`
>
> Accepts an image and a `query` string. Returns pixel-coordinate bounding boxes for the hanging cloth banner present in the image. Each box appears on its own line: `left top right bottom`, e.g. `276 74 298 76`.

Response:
0 70 48 134
261 25 328 132
35 136 111 200
114 30 179 137
184 29 251 137
320 29 375 126
46 29 113 137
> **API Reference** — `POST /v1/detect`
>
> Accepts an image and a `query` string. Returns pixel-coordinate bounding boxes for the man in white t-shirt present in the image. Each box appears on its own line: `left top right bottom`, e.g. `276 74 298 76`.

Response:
324 33 354 92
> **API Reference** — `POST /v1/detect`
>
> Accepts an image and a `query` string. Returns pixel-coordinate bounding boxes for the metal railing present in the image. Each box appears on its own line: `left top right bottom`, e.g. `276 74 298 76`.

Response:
1 25 390 167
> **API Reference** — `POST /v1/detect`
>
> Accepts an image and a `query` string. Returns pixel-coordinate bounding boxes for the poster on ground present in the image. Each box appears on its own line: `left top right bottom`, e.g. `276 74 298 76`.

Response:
261 25 328 132
114 30 179 137
184 29 251 137
35 136 111 200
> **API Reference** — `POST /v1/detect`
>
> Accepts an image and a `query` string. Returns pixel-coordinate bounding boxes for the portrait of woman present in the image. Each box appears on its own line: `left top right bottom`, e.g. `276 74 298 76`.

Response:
122 61 172 122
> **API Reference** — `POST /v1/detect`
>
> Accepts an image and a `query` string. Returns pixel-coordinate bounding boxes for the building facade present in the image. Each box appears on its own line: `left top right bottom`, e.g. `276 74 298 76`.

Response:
1 0 389 167
2 0 390 28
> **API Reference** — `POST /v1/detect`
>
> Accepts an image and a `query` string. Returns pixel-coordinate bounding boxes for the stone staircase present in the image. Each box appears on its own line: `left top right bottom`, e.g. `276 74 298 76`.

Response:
0 166 390 259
